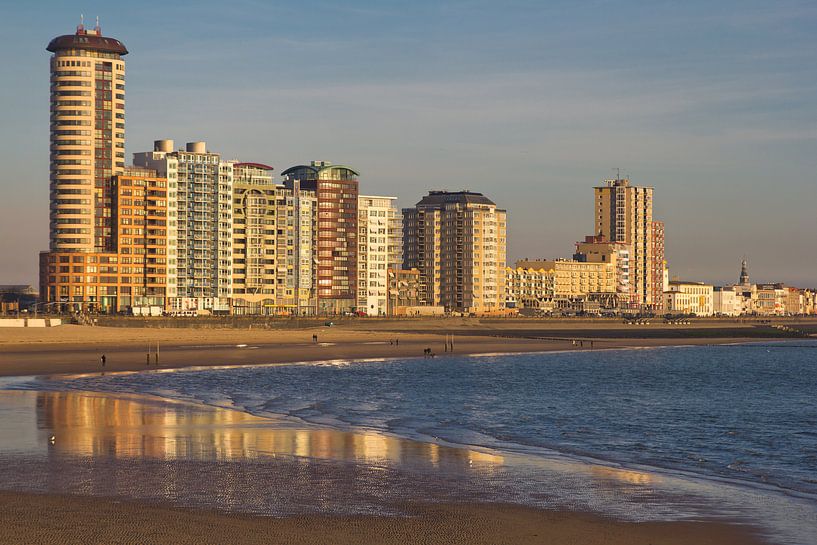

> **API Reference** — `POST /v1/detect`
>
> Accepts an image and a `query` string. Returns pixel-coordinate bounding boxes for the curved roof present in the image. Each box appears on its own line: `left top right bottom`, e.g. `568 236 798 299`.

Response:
234 162 274 171
47 33 128 55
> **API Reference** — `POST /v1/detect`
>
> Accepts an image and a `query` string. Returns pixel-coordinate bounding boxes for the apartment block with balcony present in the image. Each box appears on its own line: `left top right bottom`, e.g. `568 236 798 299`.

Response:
231 162 317 315
282 162 358 315
357 195 400 316
134 140 232 313
40 167 168 312
403 191 506 315
594 177 659 310
40 22 131 312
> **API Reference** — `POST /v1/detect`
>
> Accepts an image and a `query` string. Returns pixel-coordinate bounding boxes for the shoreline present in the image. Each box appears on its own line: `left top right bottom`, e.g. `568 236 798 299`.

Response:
0 323 787 378
0 327 810 544
0 389 771 545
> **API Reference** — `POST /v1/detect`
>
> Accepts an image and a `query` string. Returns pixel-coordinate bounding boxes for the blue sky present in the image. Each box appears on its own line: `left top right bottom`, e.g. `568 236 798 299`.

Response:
1 0 815 286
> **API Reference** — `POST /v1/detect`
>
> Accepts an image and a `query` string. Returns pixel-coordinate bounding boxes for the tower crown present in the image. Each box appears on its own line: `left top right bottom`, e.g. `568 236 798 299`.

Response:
47 27 128 55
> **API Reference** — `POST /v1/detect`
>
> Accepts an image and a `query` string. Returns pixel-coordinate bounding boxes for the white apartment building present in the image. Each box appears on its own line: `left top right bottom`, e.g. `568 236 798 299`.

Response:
664 281 714 316
358 195 400 316
713 286 742 316
134 140 233 312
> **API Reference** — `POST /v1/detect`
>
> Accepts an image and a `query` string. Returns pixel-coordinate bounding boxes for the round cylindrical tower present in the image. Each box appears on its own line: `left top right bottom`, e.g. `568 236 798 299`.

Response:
186 141 206 153
154 139 174 152
46 23 128 253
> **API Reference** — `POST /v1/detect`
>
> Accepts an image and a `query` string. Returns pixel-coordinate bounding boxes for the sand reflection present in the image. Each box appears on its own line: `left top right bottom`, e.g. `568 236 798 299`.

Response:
33 391 504 470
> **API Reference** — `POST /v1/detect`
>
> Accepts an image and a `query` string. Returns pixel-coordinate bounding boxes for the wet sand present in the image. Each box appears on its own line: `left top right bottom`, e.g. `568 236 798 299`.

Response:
0 390 768 545
0 492 762 545
0 323 773 377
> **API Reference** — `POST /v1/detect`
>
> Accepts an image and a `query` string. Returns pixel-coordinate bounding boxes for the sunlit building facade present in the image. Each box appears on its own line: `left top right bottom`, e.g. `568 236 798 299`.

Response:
40 167 168 312
403 191 506 315
357 195 400 316
650 220 665 312
664 281 713 316
231 163 317 315
574 235 632 308
594 177 659 310
282 162 359 314
40 22 130 310
514 259 616 296
134 140 233 313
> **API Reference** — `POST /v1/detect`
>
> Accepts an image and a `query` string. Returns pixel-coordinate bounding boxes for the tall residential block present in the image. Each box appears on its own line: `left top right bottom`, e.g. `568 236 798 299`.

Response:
47 21 127 254
230 162 276 314
40 167 168 312
650 220 665 312
403 191 506 315
40 22 140 311
282 162 359 314
358 195 400 316
593 177 658 310
231 162 317 315
134 140 233 313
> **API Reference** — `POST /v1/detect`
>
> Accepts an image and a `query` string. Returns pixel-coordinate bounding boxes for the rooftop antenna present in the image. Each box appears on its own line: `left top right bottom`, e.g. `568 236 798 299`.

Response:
77 13 85 33
94 15 101 34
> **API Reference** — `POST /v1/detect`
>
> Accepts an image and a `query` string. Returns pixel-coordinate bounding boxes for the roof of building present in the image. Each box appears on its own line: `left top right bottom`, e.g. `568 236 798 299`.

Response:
415 190 496 207
234 162 274 171
0 285 38 295
281 163 360 178
47 32 128 55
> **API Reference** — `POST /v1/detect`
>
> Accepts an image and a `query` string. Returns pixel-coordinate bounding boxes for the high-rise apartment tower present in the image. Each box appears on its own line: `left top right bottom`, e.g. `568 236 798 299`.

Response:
40 23 146 311
593 178 657 309
134 140 233 313
282 162 359 314
403 191 506 315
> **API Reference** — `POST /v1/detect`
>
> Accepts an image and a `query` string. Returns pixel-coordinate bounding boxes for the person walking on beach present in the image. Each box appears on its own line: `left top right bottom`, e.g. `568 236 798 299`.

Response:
146 352 150 366
100 354 106 367
312 334 318 343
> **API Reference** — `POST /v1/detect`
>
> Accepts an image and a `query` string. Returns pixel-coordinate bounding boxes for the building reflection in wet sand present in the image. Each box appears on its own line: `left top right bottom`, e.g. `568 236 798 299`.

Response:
5 388 797 540
35 391 503 471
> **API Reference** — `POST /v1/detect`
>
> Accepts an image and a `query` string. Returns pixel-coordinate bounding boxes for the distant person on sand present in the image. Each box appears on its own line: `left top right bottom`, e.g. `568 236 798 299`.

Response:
147 353 150 366
313 334 318 343
100 354 106 367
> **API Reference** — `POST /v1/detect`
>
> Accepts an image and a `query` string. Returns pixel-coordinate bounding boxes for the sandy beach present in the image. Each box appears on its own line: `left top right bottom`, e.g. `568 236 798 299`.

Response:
0 320 789 377
0 492 761 545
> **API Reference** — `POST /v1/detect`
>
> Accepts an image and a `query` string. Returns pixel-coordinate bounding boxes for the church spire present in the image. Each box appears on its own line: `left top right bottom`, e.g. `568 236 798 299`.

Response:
739 258 749 286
